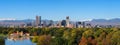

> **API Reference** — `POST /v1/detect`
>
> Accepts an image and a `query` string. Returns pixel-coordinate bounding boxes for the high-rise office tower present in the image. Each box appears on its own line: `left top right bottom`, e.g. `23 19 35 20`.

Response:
66 16 70 27
82 22 85 28
61 20 66 27
36 16 41 27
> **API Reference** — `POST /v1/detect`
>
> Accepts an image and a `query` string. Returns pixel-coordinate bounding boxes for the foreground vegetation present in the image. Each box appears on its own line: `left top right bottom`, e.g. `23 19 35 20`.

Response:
0 27 120 45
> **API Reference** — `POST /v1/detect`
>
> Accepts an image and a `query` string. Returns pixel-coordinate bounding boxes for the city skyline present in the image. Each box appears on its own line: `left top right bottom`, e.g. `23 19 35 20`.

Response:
0 0 120 21
0 0 120 45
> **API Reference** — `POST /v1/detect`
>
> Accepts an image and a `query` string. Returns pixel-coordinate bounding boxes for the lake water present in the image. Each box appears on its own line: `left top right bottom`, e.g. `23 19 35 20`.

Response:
5 39 36 45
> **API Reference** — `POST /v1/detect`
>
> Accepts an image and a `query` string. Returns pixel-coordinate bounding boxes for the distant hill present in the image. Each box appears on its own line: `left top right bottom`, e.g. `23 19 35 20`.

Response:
86 18 120 26
91 18 120 22
0 19 34 23
0 18 120 26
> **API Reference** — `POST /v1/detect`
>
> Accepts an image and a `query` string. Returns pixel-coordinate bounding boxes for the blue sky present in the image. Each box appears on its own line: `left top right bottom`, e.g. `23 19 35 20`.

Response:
0 0 120 21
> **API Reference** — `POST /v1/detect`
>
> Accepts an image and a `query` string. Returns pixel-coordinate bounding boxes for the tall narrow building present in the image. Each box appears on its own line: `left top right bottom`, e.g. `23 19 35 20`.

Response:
66 16 70 27
36 16 41 27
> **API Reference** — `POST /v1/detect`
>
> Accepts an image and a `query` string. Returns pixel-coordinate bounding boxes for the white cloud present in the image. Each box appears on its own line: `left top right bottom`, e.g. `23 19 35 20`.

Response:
0 18 16 20
80 19 92 21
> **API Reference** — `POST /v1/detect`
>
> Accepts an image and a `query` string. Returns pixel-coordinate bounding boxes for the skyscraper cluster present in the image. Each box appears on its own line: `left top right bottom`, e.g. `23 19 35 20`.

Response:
0 15 114 28
33 16 91 28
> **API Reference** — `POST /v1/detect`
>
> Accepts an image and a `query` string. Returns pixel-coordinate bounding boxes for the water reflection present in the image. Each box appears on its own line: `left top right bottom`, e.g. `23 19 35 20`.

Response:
5 39 36 45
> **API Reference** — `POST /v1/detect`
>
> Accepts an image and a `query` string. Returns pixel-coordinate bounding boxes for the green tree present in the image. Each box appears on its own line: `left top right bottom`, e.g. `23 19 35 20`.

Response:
0 38 4 45
111 31 120 45
37 35 51 45
32 36 39 43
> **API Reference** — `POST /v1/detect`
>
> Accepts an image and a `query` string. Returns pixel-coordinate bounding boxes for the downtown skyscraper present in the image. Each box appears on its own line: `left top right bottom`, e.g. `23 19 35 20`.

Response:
36 16 41 27
66 16 70 27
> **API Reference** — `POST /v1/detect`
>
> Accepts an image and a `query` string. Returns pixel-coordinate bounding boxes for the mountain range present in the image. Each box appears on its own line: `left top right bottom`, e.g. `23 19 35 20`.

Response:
0 18 120 26
86 18 120 26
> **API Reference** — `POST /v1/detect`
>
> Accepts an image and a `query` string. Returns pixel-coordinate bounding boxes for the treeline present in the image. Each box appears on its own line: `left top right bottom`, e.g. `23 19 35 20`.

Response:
0 27 120 45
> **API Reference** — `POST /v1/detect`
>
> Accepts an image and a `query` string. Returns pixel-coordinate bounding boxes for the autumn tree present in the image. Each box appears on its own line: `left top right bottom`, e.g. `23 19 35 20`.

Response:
37 35 51 45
